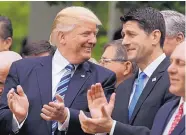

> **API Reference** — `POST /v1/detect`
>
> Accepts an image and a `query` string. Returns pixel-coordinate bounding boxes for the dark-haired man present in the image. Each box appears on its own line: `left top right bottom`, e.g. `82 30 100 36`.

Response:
100 39 134 87
21 40 56 57
0 16 13 51
79 7 177 135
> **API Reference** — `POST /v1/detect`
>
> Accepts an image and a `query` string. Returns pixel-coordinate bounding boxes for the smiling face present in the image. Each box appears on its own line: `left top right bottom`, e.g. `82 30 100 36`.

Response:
168 42 185 98
58 21 98 64
121 21 155 64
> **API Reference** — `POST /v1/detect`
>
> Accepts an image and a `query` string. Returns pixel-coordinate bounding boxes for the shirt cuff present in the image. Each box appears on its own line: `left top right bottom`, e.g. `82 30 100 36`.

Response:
109 120 116 135
58 107 70 131
12 113 28 133
96 133 107 135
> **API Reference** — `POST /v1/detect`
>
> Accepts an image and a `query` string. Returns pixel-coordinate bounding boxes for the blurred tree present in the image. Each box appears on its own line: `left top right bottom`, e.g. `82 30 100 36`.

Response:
47 1 185 60
116 1 185 14
0 2 29 53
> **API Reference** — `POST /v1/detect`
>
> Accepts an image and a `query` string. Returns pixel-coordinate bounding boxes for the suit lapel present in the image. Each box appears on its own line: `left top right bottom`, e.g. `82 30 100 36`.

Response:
122 75 136 123
64 62 91 107
129 57 170 123
35 56 52 135
113 74 136 124
171 116 185 135
158 99 180 134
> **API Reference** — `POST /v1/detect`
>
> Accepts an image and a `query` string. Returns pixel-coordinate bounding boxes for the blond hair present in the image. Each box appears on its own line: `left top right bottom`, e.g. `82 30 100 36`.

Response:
49 6 102 46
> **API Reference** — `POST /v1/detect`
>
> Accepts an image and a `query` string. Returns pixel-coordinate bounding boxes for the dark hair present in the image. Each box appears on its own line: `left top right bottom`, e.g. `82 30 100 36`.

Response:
103 39 128 61
22 40 56 56
120 7 166 48
0 16 13 39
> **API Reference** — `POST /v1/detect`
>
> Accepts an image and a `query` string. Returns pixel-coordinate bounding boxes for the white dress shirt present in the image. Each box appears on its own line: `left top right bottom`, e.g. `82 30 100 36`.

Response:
162 98 185 135
12 49 77 133
108 53 166 135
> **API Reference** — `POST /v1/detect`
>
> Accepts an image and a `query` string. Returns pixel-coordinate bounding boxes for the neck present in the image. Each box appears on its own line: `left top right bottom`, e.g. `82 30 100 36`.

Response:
137 48 163 71
58 47 85 64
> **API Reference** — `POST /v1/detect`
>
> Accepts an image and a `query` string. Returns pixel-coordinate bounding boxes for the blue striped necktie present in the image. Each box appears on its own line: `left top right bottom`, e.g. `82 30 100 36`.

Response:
52 64 75 135
128 72 147 120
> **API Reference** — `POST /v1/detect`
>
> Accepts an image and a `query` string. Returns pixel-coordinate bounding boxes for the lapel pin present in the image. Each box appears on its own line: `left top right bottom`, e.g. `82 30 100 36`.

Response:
81 75 85 78
152 77 156 82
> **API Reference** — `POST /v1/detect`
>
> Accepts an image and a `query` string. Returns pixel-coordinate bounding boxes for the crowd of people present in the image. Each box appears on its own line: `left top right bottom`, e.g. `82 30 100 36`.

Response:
0 6 185 135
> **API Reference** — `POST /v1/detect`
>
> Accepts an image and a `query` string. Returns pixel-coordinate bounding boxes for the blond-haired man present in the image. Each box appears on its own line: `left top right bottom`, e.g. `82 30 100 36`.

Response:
0 6 116 135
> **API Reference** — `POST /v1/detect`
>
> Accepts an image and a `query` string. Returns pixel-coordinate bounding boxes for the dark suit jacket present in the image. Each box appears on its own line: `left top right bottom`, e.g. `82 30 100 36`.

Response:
0 56 116 135
151 98 185 135
111 57 178 135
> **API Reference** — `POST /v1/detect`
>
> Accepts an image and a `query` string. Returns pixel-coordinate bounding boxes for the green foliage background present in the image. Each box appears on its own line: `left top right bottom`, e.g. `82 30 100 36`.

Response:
0 1 185 60
0 2 29 53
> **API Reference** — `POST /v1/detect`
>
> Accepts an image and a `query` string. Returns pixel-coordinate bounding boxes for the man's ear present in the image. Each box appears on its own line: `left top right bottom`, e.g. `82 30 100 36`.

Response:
176 32 184 44
123 61 132 76
58 31 66 45
3 37 12 50
151 30 161 46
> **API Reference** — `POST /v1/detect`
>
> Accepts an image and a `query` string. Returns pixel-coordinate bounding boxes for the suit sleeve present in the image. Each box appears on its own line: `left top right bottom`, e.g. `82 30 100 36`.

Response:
64 72 116 135
113 121 150 135
0 62 20 135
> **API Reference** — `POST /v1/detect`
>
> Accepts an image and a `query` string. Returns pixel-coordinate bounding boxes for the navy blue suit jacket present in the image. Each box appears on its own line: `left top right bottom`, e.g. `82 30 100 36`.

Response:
111 57 177 135
0 56 116 135
151 98 185 135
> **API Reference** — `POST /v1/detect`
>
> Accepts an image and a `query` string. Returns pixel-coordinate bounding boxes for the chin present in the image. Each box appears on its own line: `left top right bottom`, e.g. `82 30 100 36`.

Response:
169 87 182 97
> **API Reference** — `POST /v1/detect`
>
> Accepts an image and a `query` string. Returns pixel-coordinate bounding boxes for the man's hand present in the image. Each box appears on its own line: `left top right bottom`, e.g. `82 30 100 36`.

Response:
7 85 29 124
78 83 116 134
79 105 114 134
88 83 115 118
40 94 68 123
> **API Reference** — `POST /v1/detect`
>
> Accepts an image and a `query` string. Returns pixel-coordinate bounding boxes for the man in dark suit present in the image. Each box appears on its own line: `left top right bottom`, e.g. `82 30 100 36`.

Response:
0 6 116 135
151 41 185 135
78 7 177 135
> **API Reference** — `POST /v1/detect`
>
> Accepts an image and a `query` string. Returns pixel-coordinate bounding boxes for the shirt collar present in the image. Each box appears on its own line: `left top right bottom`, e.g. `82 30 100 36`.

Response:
139 53 166 78
52 49 70 75
52 49 79 75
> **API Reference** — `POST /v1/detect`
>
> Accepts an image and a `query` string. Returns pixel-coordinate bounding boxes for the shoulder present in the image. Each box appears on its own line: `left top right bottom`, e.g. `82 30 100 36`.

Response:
158 98 180 113
10 56 52 74
85 61 115 76
13 56 51 67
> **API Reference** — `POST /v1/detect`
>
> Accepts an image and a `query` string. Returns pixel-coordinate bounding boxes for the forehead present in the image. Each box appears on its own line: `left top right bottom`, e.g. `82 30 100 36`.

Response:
102 46 116 58
75 21 98 32
122 21 143 32
171 43 185 61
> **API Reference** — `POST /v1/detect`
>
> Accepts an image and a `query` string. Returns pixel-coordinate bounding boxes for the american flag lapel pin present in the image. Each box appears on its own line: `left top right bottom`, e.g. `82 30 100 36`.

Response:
152 77 156 82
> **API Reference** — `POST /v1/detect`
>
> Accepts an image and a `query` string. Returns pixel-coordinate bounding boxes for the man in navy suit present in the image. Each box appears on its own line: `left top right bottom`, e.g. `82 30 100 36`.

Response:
78 7 177 135
151 41 185 135
0 6 116 135
78 41 185 135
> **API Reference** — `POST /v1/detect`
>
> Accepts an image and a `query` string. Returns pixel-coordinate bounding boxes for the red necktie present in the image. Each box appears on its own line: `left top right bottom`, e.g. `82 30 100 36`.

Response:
168 102 184 135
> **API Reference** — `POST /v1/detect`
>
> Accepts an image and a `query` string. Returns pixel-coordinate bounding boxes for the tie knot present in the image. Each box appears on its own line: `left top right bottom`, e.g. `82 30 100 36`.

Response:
138 72 147 79
65 64 75 72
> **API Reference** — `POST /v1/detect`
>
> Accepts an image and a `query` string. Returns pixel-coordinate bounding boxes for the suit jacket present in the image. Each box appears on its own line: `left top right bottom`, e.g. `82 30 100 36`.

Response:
0 56 116 135
151 98 185 135
111 57 178 135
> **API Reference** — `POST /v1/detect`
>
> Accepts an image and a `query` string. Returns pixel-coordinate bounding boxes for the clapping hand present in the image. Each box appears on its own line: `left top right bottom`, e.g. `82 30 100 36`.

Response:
79 83 116 134
7 85 29 124
41 94 68 123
